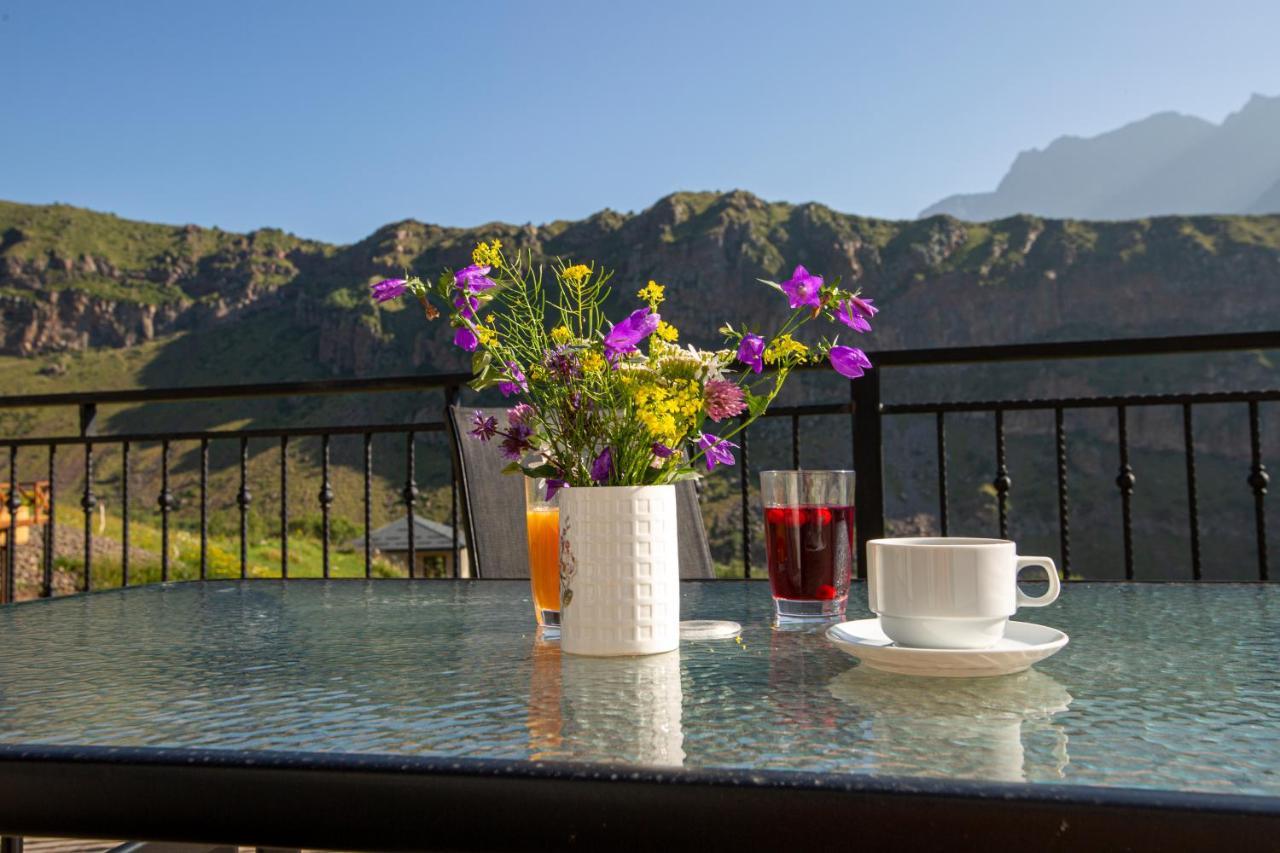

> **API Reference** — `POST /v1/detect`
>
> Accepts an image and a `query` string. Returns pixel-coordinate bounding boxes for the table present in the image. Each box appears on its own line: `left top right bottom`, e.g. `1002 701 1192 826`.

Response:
0 580 1277 850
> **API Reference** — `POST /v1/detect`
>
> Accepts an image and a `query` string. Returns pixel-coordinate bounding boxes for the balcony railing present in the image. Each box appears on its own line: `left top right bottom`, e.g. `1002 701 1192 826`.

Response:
0 330 1276 599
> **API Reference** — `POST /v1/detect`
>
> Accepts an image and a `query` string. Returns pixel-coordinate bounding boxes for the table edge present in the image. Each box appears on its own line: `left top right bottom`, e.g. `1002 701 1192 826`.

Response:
0 744 1276 850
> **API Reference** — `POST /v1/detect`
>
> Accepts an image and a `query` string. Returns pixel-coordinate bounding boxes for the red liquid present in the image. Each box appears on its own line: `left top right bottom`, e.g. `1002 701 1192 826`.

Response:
765 505 855 601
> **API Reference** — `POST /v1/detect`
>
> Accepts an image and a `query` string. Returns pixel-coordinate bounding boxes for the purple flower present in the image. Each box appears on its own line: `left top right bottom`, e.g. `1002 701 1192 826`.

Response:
371 278 407 303
590 447 614 483
506 403 534 429
543 345 581 380
704 379 747 421
545 478 567 501
737 333 765 374
836 295 877 333
779 265 823 309
829 345 873 379
454 294 479 321
603 308 660 362
453 327 479 352
697 433 739 471
454 264 496 293
468 411 498 441
498 361 528 397
651 442 674 459
500 423 533 460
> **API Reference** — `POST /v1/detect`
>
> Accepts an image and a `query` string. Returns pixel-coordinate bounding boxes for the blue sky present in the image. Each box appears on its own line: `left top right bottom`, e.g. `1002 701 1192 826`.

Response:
3 0 1278 243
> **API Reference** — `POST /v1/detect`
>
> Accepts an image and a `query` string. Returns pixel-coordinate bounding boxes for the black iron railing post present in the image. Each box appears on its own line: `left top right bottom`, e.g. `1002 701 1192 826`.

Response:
445 386 460 578
42 445 54 598
993 410 1011 539
739 416 750 579
80 442 95 593
121 441 130 586
1248 401 1270 581
363 432 373 579
320 434 333 579
1183 404 1202 580
159 440 173 582
5 446 18 604
1116 406 1136 580
199 438 208 580
935 412 949 536
238 437 251 579
79 405 96 592
404 431 417 579
1054 407 1071 579
280 436 289 578
851 372 884 578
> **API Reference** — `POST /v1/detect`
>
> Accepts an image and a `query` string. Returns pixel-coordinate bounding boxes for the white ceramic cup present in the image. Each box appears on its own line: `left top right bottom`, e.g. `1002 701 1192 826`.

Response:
866 537 1059 650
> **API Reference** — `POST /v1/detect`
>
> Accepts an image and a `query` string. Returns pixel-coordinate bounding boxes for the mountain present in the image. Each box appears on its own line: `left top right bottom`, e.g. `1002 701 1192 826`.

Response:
1249 177 1280 214
922 93 1280 220
6 192 1280 378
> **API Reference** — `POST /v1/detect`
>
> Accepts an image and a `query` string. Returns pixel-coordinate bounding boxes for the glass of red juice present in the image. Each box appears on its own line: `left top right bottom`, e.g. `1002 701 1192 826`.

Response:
761 470 855 620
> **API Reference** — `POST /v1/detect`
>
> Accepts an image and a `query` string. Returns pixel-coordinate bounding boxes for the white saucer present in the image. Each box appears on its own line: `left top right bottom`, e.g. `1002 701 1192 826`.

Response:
826 619 1068 678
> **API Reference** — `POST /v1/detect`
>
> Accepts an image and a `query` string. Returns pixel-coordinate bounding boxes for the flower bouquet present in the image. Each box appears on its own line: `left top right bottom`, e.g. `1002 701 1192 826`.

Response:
371 242 879 654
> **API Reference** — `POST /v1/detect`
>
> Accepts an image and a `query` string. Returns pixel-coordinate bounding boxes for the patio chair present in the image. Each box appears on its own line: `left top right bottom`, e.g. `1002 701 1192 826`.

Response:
447 406 715 579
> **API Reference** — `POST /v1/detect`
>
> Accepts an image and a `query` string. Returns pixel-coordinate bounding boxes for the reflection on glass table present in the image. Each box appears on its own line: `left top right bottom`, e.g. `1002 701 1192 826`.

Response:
0 579 1277 797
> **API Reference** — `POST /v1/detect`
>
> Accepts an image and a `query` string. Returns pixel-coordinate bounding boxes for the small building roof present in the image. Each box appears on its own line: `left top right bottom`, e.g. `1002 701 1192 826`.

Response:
355 515 464 553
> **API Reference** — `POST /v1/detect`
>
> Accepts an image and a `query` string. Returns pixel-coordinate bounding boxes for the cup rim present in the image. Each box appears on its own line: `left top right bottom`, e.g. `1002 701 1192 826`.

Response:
759 469 856 475
868 537 1013 548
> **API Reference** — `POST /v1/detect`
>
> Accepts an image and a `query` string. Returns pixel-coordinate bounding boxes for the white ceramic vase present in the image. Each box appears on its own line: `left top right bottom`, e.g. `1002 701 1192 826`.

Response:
558 484 680 656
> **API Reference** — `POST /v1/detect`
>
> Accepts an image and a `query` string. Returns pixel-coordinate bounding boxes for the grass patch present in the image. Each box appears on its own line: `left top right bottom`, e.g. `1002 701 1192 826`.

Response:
49 503 410 592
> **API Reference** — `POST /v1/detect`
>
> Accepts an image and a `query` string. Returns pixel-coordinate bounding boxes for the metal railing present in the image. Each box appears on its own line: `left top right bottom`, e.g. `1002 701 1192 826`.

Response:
847 330 1279 580
0 331 1276 597
0 373 471 599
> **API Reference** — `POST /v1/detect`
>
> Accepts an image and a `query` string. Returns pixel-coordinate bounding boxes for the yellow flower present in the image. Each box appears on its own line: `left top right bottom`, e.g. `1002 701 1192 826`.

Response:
637 280 665 307
561 264 592 283
630 378 702 446
655 321 679 342
471 240 503 269
764 334 809 365
550 326 572 345
581 351 606 373
475 326 498 346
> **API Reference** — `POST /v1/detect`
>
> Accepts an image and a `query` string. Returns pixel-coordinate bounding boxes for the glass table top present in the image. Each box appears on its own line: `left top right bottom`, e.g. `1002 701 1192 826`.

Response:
0 580 1277 797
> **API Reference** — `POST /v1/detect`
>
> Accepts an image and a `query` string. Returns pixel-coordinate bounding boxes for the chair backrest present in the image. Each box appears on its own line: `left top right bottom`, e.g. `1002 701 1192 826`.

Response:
447 406 715 579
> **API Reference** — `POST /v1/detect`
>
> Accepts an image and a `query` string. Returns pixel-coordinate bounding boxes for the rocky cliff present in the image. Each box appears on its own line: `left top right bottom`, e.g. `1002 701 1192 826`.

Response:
5 193 1280 377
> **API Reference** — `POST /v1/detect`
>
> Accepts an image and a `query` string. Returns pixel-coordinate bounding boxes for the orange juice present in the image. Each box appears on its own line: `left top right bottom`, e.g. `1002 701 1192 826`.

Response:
526 506 560 625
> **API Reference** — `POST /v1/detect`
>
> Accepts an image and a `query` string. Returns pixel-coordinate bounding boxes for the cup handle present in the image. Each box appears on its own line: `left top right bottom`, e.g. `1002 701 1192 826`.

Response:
1015 557 1060 607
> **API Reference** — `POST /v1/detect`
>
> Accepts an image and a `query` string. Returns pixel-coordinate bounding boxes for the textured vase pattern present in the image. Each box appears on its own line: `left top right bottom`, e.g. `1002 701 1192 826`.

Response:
558 485 680 656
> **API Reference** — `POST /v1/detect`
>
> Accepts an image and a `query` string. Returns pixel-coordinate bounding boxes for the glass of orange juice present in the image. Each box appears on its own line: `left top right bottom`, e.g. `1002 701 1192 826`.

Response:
524 477 561 629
